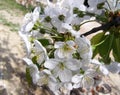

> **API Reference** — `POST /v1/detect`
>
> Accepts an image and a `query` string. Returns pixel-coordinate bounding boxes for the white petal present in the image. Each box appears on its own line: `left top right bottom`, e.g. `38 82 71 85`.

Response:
72 74 83 83
65 59 80 71
43 69 52 75
29 64 39 75
82 75 94 88
23 58 39 76
37 55 45 65
44 59 59 70
23 13 32 23
34 40 49 60
48 80 59 92
91 59 101 65
54 49 64 58
32 7 40 22
19 32 31 56
25 21 34 32
32 73 40 84
66 40 76 47
23 57 33 65
100 66 109 75
106 62 120 73
64 83 73 90
73 83 81 88
59 69 72 82
75 37 92 59
54 41 64 48
75 37 91 48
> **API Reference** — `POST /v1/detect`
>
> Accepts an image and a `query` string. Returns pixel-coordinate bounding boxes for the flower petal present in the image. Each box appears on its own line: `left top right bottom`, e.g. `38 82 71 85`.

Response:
44 59 59 70
59 69 72 82
23 57 33 65
100 65 109 75
72 74 83 83
65 59 80 71
82 75 94 89
54 41 64 48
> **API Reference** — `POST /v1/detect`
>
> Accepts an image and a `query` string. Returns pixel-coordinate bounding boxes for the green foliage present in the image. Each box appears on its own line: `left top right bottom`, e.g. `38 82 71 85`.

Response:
0 0 28 14
112 36 120 62
98 34 114 63
91 32 105 45
91 32 105 58
91 31 120 64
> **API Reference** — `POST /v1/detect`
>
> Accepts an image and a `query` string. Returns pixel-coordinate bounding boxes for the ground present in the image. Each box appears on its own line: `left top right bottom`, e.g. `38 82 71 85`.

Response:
0 1 120 95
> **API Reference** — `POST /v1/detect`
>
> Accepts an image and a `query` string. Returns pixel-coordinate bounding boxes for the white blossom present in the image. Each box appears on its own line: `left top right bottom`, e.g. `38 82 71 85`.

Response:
19 31 31 56
18 0 120 94
54 40 76 58
20 7 40 33
37 69 59 91
91 59 109 75
44 58 80 82
75 36 93 63
33 40 49 65
72 69 95 89
23 58 40 84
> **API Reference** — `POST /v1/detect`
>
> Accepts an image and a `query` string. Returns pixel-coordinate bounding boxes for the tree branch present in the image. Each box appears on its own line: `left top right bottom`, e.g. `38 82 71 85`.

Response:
81 16 120 37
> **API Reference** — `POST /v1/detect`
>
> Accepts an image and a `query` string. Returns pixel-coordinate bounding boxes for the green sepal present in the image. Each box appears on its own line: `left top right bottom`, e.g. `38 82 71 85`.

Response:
97 2 105 9
38 39 50 46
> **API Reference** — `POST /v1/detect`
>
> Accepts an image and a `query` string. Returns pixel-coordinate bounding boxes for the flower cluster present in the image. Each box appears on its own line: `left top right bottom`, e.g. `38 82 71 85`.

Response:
19 0 120 94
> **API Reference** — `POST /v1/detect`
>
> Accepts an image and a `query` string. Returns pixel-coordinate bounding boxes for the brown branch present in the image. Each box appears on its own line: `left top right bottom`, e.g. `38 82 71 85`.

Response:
81 16 120 37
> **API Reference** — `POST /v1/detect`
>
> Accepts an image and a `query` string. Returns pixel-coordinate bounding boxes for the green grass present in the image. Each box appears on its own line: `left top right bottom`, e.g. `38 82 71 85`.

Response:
0 0 33 14
0 0 35 32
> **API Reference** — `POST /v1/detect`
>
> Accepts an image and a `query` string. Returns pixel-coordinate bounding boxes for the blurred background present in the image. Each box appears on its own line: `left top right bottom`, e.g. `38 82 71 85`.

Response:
0 0 39 95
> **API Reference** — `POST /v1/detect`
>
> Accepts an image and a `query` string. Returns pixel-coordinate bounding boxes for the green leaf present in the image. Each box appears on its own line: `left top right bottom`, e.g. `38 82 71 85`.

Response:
38 39 50 46
92 46 99 58
98 34 114 64
112 37 120 62
91 32 106 58
26 67 33 86
91 32 105 45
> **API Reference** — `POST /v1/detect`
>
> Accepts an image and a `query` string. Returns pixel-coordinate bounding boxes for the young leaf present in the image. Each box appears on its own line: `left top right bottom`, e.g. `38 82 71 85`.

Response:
91 32 105 46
